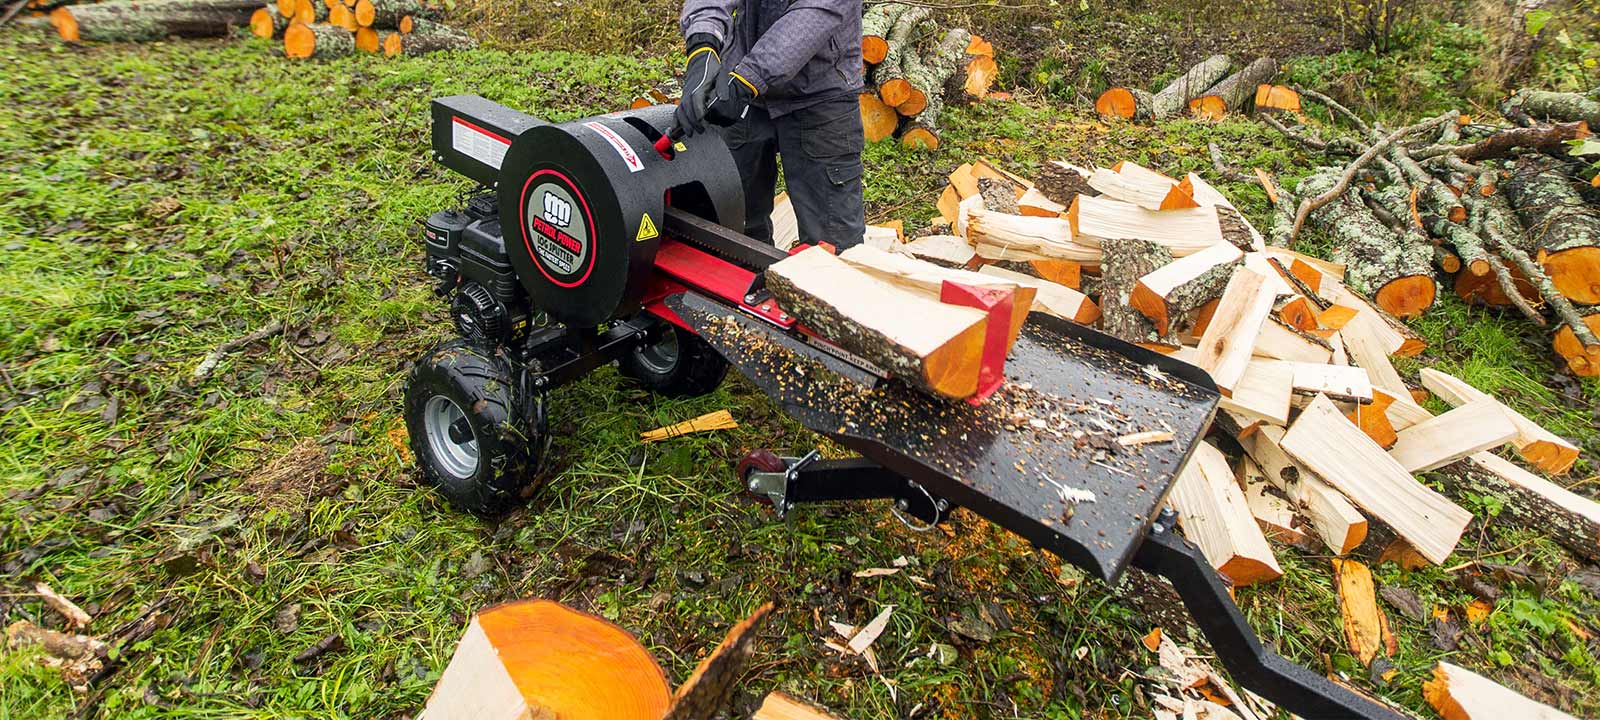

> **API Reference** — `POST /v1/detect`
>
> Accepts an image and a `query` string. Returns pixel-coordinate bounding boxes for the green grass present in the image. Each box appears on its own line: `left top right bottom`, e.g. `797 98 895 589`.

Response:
1 27 1598 720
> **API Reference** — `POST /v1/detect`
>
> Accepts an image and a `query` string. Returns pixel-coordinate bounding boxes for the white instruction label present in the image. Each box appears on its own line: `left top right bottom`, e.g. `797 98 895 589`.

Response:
583 121 644 173
451 117 510 170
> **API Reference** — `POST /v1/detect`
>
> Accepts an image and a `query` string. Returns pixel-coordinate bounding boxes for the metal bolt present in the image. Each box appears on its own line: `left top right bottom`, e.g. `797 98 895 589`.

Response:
894 498 910 511
744 293 758 304
778 313 789 321
934 498 950 513
747 479 760 492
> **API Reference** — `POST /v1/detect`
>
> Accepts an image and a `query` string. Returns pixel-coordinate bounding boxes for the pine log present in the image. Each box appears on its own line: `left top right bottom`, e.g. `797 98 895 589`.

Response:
860 2 908 65
1418 368 1581 474
1297 170 1435 317
1195 268 1277 392
1281 394 1472 565
1447 452 1600 563
859 92 899 143
1188 57 1277 119
1238 425 1368 554
353 0 432 27
1095 54 1231 121
1167 442 1283 586
1387 399 1518 473
250 4 287 37
977 265 1100 324
421 601 671 719
284 21 353 58
1503 155 1600 305
967 209 1097 263
1500 88 1600 127
1100 237 1176 346
1035 161 1098 207
381 18 472 56
874 6 930 108
50 0 259 41
1068 195 1236 257
1424 661 1580 720
765 246 989 399
839 246 1033 348
1130 242 1244 335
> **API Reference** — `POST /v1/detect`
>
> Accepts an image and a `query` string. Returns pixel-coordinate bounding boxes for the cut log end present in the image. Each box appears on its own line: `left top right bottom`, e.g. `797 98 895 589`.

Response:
250 8 276 37
879 78 913 109
1095 88 1138 120
862 36 888 65
354 0 373 26
354 25 379 52
1554 314 1600 377
1375 276 1436 318
399 14 413 32
329 3 355 30
963 55 997 100
277 0 297 17
382 31 401 56
1544 246 1600 305
1254 84 1302 113
49 7 78 41
859 93 898 143
901 127 938 151
1188 95 1228 120
284 22 315 58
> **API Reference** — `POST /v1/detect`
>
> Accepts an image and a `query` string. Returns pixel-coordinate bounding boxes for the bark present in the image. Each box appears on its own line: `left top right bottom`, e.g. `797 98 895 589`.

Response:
899 81 942 151
897 28 968 116
51 0 258 41
662 605 773 720
1099 55 1231 121
285 21 353 58
977 177 1019 214
1436 458 1600 562
1188 57 1278 118
1500 88 1600 127
1215 205 1256 250
1035 161 1097 207
354 0 435 28
860 2 908 65
382 18 472 56
1386 144 1465 227
1100 237 1177 345
943 50 996 107
1299 170 1436 317
250 4 287 37
1553 312 1600 376
873 5 929 107
1503 155 1600 304
1413 121 1591 163
1470 184 1600 348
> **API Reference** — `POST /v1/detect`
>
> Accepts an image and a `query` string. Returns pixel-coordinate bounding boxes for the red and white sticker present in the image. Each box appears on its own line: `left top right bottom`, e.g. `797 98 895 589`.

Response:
451 117 510 170
583 121 644 173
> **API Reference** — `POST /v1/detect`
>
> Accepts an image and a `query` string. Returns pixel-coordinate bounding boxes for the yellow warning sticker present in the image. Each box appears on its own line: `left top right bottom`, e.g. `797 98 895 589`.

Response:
636 213 659 242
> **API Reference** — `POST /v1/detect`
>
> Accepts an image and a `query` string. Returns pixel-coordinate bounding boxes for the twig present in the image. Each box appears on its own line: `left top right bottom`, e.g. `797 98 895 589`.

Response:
191 320 283 381
1288 111 1460 243
1206 142 1254 183
1292 85 1372 135
0 0 28 28
1411 120 1592 162
1260 114 1327 152
1485 254 1546 325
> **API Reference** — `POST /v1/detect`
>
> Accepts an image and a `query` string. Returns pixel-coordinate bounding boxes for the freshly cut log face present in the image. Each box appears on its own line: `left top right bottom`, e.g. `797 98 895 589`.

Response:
1554 313 1600 377
1322 281 1428 357
422 600 671 720
1502 155 1600 305
1167 442 1282 585
1094 54 1231 121
1130 241 1244 334
251 5 288 37
859 92 899 143
1254 84 1301 112
859 2 906 64
1188 57 1278 119
1388 398 1518 473
1069 195 1233 256
1240 425 1368 554
766 247 990 399
1298 171 1436 318
1194 268 1277 393
1418 368 1580 474
839 246 1033 349
978 265 1101 324
1281 394 1472 564
1424 661 1579 720
285 22 355 58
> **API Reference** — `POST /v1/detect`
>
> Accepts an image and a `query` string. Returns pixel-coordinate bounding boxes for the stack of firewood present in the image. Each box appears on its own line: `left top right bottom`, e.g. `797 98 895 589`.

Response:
249 0 471 57
1248 86 1599 376
1096 55 1302 122
859 2 996 150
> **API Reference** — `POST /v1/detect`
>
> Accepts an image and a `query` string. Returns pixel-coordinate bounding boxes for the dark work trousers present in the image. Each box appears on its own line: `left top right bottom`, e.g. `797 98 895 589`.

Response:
718 94 866 249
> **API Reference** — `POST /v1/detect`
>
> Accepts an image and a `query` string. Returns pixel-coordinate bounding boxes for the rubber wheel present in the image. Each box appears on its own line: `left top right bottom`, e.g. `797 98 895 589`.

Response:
617 320 729 398
403 340 544 515
737 449 786 506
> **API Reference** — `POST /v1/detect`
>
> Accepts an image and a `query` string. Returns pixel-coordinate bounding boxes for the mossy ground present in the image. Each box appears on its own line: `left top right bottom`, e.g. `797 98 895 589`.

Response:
1 9 1598 720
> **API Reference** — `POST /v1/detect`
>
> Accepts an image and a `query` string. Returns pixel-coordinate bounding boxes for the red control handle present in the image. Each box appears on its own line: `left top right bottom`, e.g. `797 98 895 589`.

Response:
653 126 685 160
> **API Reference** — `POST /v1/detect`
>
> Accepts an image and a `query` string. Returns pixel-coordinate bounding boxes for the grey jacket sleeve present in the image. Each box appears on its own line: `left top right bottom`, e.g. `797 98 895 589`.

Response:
730 0 854 95
680 0 738 47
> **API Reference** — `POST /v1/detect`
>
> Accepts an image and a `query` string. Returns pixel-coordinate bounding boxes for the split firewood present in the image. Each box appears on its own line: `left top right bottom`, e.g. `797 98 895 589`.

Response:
1184 173 1265 249
1451 452 1600 563
873 5 931 108
1167 442 1282 585
1069 195 1240 256
1188 57 1278 119
1284 361 1373 402
1387 399 1517 473
765 246 990 399
1418 369 1580 474
899 234 974 268
1321 281 1427 357
1296 170 1435 318
1424 660 1579 720
840 246 1034 344
753 692 847 720
966 209 1096 263
1218 359 1293 426
769 192 799 251
250 4 288 37
1331 558 1395 666
1281 394 1471 565
50 0 259 41
1096 54 1231 121
1086 165 1196 211
640 410 738 443
1499 88 1600 127
977 177 1020 214
1346 389 1399 448
860 2 908 65
353 0 433 27
1130 242 1244 335
662 604 775 720
1017 187 1065 217
1235 424 1368 554
1502 155 1600 306
1100 237 1177 346
1194 268 1277 392
977 265 1100 324
285 21 353 57
1239 456 1309 546
381 18 473 56
1252 317 1334 364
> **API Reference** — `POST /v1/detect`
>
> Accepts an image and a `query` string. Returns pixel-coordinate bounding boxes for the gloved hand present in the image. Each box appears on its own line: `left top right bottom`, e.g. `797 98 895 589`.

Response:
704 71 758 128
674 35 722 136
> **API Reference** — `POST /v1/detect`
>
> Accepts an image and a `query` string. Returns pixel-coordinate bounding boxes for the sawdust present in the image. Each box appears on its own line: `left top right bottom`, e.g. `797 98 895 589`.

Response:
239 441 335 512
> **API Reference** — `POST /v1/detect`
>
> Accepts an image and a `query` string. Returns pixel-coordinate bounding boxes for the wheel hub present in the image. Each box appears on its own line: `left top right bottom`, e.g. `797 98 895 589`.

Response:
424 395 480 479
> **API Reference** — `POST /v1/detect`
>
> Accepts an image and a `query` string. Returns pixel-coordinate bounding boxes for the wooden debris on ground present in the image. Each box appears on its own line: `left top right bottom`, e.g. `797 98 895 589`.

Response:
1424 661 1580 720
752 692 849 720
34 582 92 629
640 410 738 443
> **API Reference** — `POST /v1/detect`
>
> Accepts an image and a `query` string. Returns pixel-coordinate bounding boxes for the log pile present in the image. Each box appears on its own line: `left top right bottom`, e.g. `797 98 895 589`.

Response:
859 2 997 150
250 0 470 58
1253 85 1600 375
43 0 259 42
1096 55 1300 122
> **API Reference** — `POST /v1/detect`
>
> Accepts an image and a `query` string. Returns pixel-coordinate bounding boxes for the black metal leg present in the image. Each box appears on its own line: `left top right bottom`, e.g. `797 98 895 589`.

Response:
1131 513 1412 720
747 455 951 525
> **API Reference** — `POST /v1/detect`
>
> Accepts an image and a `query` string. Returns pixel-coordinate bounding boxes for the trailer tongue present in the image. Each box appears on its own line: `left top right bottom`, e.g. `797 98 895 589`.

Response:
404 94 1410 719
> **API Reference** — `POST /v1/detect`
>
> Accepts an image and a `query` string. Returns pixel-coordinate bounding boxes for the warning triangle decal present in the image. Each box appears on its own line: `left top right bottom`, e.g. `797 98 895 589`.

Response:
636 213 659 242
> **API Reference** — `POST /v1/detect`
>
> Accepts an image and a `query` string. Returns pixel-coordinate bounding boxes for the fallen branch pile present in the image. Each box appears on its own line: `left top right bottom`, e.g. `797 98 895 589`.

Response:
249 0 471 58
1252 85 1599 375
859 2 996 151
1096 54 1301 122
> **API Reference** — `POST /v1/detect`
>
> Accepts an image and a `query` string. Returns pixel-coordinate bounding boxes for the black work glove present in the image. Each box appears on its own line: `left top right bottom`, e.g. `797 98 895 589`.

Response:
704 71 758 128
674 35 722 136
